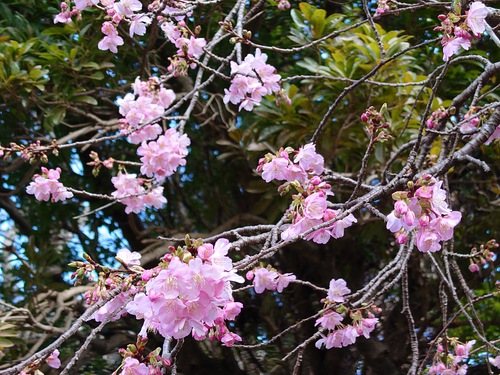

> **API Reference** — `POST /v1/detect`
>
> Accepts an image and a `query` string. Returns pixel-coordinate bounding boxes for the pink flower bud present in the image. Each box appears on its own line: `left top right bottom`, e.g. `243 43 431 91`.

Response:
469 263 480 273
246 270 254 280
394 200 408 215
142 269 154 281
395 230 408 244
419 214 430 227
309 176 322 186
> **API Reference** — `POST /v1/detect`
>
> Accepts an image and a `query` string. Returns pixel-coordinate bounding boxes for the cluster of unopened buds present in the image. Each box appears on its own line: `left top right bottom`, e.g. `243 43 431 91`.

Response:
5 140 58 164
360 104 392 142
223 49 282 111
428 337 476 374
277 0 291 11
117 337 170 375
468 239 497 273
246 265 296 294
257 143 357 244
374 0 397 17
435 1 488 61
315 278 380 349
426 106 448 130
87 151 115 177
386 175 462 252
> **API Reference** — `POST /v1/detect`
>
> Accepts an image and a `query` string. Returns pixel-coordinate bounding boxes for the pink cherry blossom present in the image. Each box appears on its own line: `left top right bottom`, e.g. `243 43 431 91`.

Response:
315 311 343 330
416 227 442 252
276 273 296 292
54 10 72 24
489 355 500 369
161 21 181 43
116 248 142 266
223 301 243 320
46 349 61 369
303 192 328 220
430 211 462 241
120 357 149 375
98 33 124 53
114 0 142 17
129 14 151 37
485 125 500 145
252 267 278 294
294 143 324 175
454 340 475 362
327 278 350 303
356 317 379 339
261 157 289 182
74 0 98 11
281 215 321 241
442 34 471 61
90 291 131 322
429 181 452 215
467 2 488 37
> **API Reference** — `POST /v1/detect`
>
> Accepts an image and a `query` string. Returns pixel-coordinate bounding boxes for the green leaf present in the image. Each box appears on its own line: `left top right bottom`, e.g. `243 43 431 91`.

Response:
310 9 327 38
73 95 98 105
0 337 14 349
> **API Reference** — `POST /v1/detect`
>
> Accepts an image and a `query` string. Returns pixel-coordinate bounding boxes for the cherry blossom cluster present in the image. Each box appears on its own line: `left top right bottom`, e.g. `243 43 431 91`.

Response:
467 239 497 273
160 19 207 76
125 238 244 346
435 1 488 61
428 338 476 374
257 143 357 244
386 175 462 253
315 279 379 349
137 128 190 184
223 49 281 111
26 167 73 203
246 265 296 294
111 172 167 214
117 76 176 144
55 0 151 53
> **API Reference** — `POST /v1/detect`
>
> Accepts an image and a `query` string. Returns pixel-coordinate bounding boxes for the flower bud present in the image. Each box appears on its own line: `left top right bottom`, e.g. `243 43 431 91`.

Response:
468 262 480 273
